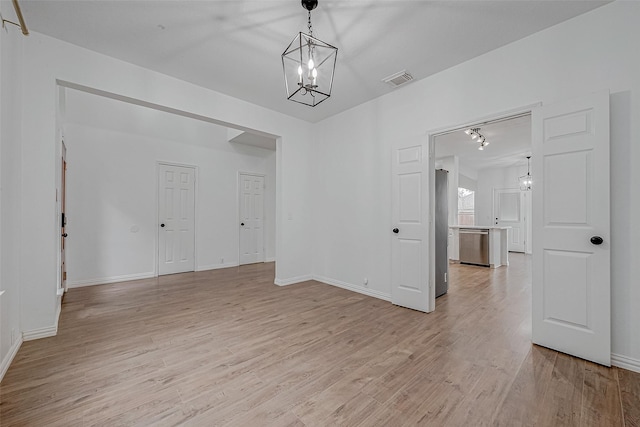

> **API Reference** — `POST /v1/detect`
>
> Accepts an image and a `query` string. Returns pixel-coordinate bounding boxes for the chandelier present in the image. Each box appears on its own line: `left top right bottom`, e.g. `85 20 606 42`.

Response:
464 128 488 150
281 0 338 107
519 156 533 191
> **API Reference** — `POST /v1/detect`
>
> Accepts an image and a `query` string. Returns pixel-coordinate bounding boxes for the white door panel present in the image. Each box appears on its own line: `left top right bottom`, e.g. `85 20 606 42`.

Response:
158 164 195 275
239 173 265 265
391 143 431 312
532 90 610 366
494 189 525 253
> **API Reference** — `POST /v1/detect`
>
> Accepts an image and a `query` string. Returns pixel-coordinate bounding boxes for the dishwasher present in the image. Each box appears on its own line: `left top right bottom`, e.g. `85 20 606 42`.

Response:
459 228 489 267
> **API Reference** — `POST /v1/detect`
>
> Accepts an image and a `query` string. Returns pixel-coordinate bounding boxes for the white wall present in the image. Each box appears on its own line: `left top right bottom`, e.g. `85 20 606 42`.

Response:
458 173 477 192
18 31 313 336
312 2 640 365
0 3 24 378
63 90 276 286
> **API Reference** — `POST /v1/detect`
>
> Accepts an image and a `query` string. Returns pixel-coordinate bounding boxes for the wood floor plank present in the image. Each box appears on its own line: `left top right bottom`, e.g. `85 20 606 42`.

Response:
536 352 585 426
618 367 640 427
0 255 635 426
581 361 624 426
492 345 557 426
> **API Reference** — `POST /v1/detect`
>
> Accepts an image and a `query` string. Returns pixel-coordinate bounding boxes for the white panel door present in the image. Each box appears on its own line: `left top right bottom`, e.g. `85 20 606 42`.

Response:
158 164 196 275
532 91 610 366
493 188 525 252
239 173 265 265
391 141 430 312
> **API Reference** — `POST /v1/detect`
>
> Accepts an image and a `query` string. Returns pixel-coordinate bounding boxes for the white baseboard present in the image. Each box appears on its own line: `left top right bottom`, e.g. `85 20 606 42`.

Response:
612 353 640 373
313 275 392 302
274 274 313 286
196 262 238 272
22 324 58 341
0 336 22 383
67 272 156 288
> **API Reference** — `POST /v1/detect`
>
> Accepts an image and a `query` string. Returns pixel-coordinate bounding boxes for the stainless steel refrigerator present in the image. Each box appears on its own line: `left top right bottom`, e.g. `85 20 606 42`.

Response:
435 169 449 298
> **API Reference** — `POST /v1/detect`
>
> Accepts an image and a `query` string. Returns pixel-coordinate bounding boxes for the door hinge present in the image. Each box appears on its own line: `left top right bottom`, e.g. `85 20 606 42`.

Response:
63 271 67 281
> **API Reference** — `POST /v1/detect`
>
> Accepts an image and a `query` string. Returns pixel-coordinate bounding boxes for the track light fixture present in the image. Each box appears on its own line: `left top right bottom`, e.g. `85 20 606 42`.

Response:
465 128 489 150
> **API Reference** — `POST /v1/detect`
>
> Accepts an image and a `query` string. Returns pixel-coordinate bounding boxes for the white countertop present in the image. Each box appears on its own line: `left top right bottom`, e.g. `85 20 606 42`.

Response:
449 225 511 230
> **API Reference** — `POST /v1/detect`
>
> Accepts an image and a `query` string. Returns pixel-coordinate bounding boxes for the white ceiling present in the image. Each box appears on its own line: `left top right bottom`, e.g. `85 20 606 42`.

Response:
18 1 609 123
435 114 532 173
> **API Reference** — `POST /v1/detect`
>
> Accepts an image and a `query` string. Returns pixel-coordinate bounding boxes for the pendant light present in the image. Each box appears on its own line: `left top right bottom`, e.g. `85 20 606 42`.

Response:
519 156 533 191
281 0 338 107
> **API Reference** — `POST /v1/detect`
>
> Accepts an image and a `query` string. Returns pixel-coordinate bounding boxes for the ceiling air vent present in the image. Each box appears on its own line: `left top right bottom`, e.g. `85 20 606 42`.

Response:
382 70 414 88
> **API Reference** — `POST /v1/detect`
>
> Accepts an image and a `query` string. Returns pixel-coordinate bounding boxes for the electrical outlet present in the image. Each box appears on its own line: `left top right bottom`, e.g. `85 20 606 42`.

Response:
363 277 368 286
220 257 224 264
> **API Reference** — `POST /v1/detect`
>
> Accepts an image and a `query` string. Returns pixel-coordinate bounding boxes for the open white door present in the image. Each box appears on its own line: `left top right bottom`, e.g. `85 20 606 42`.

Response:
391 141 431 312
532 90 610 366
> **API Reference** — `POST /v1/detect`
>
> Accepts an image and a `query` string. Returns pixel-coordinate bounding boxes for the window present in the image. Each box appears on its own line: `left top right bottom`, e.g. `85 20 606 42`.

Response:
458 188 475 225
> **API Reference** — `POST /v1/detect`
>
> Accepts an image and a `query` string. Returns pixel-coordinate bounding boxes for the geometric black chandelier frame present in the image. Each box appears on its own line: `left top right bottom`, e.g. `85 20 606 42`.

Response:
282 0 338 107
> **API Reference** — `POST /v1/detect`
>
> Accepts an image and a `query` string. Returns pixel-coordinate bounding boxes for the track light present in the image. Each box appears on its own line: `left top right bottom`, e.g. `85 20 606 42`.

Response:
465 128 488 150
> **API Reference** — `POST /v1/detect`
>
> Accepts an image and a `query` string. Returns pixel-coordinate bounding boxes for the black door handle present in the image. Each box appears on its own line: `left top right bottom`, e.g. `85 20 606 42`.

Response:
392 228 399 234
160 223 165 228
590 236 603 245
241 223 245 226
62 233 68 238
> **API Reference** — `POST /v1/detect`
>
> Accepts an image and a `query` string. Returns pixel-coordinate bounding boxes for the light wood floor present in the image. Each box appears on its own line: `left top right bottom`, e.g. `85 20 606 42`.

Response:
1 254 638 426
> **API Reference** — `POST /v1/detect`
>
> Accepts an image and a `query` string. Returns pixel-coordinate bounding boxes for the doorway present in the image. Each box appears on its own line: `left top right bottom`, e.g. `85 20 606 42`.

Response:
60 141 68 293
426 91 611 366
433 112 532 299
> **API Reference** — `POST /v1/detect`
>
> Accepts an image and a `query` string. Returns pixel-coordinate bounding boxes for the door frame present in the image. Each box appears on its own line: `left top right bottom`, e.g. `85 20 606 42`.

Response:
59 140 68 295
428 103 540 312
237 171 267 266
156 161 199 276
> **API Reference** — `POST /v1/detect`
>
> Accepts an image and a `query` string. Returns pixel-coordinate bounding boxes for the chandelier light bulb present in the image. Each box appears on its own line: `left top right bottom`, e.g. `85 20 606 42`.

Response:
308 58 315 70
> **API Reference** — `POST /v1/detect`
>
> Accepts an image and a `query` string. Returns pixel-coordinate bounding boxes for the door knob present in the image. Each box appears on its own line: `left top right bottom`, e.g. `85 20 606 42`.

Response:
61 233 68 238
392 228 399 234
241 223 245 226
590 236 603 245
160 223 165 228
